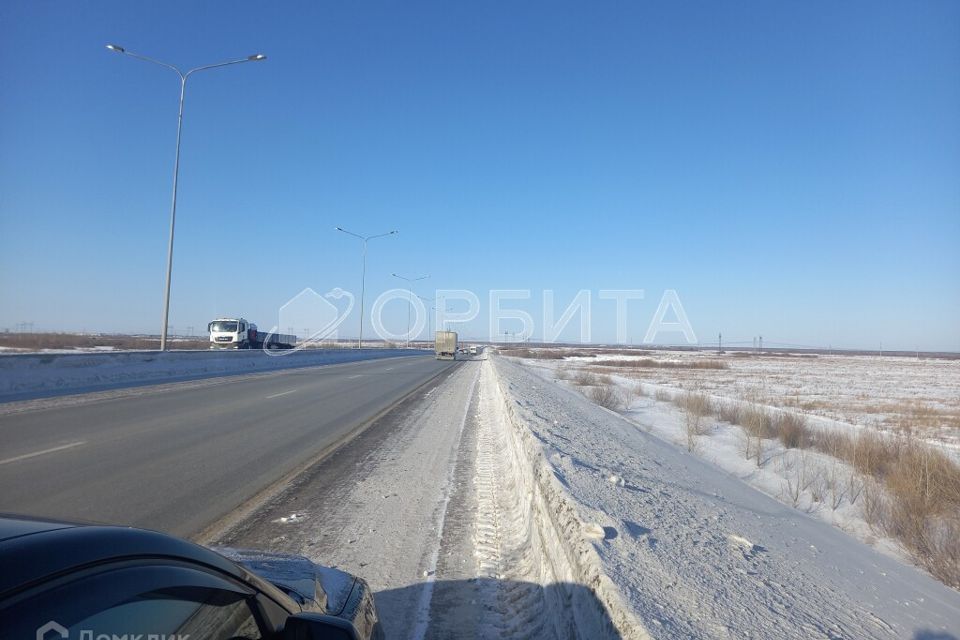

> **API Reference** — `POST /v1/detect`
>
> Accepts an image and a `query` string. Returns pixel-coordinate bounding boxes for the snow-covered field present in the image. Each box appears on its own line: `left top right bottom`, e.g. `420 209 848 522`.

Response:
0 345 123 353
536 348 960 451
492 354 960 638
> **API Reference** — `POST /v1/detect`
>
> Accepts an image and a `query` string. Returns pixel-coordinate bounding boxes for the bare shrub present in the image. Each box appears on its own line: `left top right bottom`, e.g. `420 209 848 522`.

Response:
592 358 729 370
555 367 570 381
922 518 960 588
809 472 826 505
654 388 672 402
778 453 802 507
742 405 774 439
849 430 898 478
801 427 960 585
588 384 623 410
882 448 960 586
739 427 755 461
573 370 598 386
773 412 808 449
741 405 773 466
501 348 566 359
709 393 960 586
678 392 713 451
677 391 713 416
826 460 846 511
861 479 888 530
883 440 960 572
633 383 648 398
717 401 743 425
846 470 864 506
596 373 613 385
692 359 729 370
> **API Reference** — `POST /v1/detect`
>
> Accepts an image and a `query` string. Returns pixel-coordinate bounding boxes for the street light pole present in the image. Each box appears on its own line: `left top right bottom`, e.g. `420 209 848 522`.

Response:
337 228 397 348
106 44 266 351
392 273 429 347
444 304 455 331
417 295 436 339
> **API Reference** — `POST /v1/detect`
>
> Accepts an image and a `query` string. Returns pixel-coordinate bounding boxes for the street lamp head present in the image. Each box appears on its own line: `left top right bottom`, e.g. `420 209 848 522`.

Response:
106 44 125 53
248 53 267 61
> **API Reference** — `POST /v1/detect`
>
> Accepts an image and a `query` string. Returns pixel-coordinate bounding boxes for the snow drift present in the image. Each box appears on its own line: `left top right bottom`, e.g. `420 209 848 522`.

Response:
483 359 650 639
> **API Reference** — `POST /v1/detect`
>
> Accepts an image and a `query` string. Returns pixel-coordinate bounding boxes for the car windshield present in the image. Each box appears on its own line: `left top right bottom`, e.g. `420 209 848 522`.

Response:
210 322 238 332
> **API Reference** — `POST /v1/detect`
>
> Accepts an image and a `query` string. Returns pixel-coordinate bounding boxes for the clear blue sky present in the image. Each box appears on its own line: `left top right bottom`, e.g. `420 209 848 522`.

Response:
1 1 958 350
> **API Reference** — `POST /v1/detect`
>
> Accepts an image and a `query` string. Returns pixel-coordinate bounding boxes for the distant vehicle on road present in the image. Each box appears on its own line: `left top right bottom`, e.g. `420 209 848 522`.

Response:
435 331 458 360
469 345 479 355
208 317 296 350
0 514 382 640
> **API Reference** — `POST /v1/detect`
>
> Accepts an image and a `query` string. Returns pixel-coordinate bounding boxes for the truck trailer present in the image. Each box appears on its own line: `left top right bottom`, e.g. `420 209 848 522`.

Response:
208 318 297 350
435 331 458 360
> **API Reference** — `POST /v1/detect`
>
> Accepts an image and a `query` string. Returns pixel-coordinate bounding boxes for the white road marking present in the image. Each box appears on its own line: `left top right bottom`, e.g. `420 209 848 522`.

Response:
346 374 363 379
0 441 86 466
265 389 298 399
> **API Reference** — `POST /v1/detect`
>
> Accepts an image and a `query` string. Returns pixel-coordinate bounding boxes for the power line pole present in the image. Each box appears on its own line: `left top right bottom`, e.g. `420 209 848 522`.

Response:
718 332 722 354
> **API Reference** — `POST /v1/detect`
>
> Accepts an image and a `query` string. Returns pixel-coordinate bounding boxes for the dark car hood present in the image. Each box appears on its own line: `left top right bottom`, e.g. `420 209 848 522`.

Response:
214 547 357 615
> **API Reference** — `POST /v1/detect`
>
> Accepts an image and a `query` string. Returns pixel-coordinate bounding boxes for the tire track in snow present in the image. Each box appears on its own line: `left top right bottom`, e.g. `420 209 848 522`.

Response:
473 368 549 638
410 362 481 640
467 361 644 639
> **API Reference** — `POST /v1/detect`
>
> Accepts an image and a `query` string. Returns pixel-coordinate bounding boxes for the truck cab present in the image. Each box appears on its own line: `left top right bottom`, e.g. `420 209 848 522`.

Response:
208 317 254 349
208 318 296 350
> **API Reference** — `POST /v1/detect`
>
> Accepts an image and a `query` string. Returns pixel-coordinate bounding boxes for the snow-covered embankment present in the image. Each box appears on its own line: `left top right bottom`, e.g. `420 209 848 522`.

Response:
481 359 649 639
489 355 960 639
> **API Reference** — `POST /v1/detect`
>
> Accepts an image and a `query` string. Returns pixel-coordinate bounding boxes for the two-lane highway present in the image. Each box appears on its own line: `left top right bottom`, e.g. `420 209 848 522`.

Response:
0 355 455 537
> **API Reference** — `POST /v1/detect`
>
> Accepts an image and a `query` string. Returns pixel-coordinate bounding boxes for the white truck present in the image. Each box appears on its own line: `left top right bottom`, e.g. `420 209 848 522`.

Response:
435 331 458 360
208 318 297 350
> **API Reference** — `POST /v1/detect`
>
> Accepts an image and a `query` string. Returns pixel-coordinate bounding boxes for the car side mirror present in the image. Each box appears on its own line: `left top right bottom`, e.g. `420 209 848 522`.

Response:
282 612 360 640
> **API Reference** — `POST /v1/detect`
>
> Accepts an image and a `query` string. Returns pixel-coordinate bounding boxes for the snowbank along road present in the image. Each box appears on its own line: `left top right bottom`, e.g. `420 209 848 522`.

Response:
0 347 429 402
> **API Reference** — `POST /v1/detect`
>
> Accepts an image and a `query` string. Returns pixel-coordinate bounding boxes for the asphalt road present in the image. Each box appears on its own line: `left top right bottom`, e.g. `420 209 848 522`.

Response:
0 355 454 537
